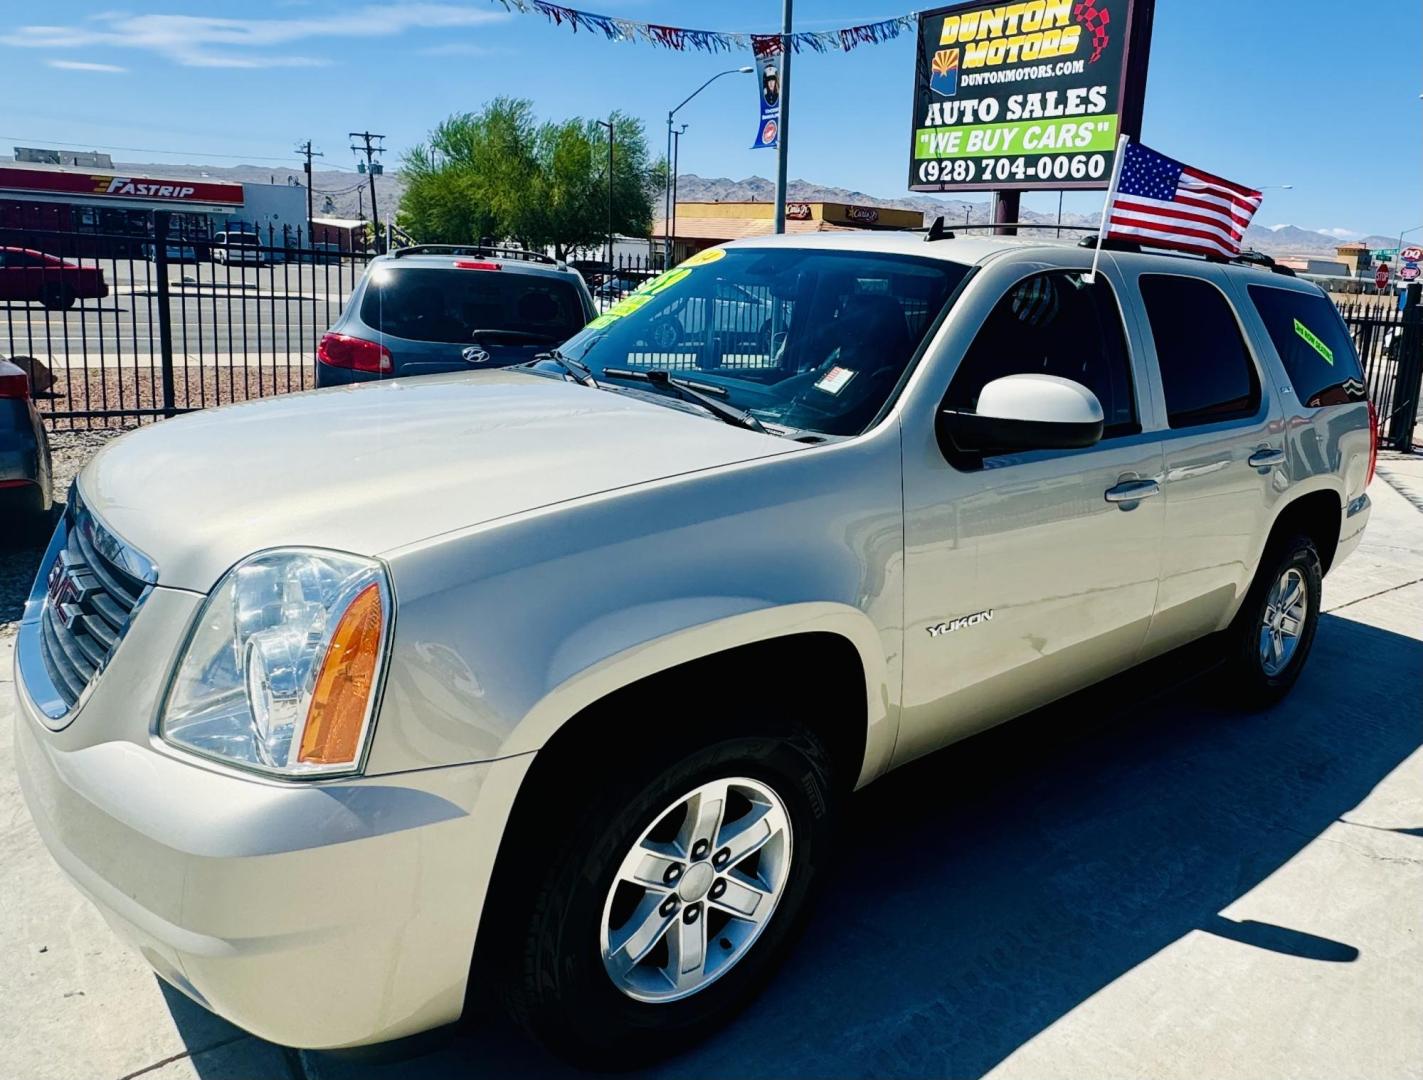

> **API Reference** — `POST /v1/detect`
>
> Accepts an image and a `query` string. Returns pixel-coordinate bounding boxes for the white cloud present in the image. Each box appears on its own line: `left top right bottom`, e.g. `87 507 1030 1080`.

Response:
47 58 127 72
419 41 497 56
1321 227 1361 240
4 5 508 69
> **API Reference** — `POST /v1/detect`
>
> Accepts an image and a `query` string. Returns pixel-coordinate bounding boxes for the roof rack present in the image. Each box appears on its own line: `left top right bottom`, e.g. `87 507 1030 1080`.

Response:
916 223 1298 278
918 221 1101 237
390 244 560 266
1076 236 1297 276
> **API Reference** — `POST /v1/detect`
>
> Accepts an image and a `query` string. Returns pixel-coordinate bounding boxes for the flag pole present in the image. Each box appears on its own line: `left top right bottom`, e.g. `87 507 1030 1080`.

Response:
1084 134 1129 284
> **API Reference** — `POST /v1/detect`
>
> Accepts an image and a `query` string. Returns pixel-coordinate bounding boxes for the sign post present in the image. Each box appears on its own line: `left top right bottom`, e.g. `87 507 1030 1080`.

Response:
908 0 1154 229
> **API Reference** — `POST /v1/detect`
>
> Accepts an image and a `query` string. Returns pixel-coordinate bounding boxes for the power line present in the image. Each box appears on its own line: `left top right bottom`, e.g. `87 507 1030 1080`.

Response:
0 134 362 171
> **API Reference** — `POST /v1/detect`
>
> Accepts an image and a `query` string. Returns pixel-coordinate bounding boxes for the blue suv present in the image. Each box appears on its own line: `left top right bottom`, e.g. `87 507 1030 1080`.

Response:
315 246 596 385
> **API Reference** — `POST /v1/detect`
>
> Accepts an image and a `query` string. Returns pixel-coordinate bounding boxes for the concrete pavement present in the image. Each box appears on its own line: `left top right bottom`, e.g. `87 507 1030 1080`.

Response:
2 473 1420 1079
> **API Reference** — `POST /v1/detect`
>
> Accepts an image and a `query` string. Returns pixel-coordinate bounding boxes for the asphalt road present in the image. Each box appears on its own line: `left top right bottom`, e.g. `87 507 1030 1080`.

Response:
2 460 1421 1080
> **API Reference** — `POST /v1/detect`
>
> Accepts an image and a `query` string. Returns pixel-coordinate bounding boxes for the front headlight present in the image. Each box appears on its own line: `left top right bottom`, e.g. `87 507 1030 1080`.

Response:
160 549 391 778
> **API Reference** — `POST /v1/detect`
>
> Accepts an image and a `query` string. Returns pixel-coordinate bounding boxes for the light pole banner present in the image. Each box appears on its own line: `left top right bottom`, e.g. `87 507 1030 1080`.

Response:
908 0 1153 192
751 35 783 149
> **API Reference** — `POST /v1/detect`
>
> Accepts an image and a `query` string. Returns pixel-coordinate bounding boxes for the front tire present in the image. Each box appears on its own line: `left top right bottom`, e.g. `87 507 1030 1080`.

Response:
501 730 836 1068
1222 534 1322 706
40 284 75 311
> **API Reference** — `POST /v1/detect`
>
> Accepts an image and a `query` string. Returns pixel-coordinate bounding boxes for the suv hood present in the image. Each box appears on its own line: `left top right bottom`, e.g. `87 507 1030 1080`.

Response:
80 371 794 591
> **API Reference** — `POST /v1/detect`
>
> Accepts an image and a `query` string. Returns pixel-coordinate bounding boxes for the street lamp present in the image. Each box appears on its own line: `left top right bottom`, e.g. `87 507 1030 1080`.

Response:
664 66 754 265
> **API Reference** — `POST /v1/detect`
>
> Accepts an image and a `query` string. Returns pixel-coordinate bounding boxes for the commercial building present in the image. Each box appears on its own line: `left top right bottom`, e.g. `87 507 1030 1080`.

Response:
0 159 307 255
652 201 924 264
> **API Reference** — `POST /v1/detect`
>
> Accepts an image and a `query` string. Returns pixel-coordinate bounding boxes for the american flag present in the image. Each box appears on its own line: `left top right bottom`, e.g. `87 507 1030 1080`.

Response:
1106 141 1262 259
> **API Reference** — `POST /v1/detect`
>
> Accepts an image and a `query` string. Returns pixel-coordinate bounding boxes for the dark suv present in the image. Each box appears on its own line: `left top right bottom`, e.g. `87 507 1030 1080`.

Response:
315 245 596 385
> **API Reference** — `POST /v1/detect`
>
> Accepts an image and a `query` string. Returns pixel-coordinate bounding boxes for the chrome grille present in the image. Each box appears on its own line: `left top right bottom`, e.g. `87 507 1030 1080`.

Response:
27 491 156 716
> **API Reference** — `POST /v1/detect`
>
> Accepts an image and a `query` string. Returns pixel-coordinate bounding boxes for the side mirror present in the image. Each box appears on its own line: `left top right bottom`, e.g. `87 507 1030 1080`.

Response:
940 373 1104 455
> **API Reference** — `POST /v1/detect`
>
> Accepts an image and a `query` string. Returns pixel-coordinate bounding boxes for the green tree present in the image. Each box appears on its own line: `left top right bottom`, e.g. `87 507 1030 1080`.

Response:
398 100 656 258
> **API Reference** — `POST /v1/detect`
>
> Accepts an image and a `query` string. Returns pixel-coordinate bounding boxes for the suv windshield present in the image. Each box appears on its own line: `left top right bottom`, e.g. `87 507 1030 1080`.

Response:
360 266 585 346
559 247 968 437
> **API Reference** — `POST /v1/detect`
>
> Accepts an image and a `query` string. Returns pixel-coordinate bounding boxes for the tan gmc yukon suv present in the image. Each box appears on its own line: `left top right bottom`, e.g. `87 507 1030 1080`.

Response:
14 233 1375 1066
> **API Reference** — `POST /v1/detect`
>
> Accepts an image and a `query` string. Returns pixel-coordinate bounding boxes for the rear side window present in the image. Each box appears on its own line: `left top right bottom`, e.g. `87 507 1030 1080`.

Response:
1247 285 1366 407
361 266 585 346
1139 275 1260 428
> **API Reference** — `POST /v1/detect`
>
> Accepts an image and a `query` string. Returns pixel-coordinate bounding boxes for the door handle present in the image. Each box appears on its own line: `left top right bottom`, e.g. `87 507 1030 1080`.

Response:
1248 447 1286 469
1104 478 1161 504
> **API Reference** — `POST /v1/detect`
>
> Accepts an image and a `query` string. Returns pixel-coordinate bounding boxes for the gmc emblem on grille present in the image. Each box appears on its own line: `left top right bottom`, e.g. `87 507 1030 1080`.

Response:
46 563 79 628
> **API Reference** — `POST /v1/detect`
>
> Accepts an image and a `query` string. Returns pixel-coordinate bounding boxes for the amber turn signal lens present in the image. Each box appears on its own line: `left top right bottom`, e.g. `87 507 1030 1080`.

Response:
299 583 384 765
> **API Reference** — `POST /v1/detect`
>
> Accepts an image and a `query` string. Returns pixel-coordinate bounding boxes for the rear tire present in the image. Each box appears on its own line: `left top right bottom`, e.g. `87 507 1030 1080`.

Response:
40 284 75 311
1221 534 1322 707
500 728 837 1068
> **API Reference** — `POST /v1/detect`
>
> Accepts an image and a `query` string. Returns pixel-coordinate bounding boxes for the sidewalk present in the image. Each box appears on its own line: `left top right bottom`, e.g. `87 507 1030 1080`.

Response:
1 475 1419 1080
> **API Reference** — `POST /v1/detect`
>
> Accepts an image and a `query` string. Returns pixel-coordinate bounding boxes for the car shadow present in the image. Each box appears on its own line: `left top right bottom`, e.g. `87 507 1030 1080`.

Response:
167 610 1420 1079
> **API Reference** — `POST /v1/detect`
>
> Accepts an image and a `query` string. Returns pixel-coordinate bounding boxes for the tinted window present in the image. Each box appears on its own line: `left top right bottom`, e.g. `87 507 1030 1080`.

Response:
1139 275 1259 428
558 248 968 438
945 270 1139 439
361 266 586 346
1247 285 1366 407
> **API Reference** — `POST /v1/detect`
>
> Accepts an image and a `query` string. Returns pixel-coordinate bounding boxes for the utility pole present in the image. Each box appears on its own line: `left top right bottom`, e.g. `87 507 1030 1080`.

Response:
349 130 385 252
297 140 323 243
671 124 687 263
772 0 793 235
596 117 615 270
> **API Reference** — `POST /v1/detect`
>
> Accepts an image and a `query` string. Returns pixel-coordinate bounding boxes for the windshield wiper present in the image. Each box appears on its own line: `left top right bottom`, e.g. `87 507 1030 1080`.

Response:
601 368 770 434
531 347 599 388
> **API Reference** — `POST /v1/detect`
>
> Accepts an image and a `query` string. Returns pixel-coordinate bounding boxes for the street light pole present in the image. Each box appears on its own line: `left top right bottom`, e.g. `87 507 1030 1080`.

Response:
772 0 793 235
596 118 615 270
1397 223 1423 261
664 66 754 265
671 124 687 263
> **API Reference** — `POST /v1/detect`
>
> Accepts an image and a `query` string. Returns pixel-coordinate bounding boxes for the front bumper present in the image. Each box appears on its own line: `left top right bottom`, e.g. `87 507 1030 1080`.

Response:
13 627 532 1049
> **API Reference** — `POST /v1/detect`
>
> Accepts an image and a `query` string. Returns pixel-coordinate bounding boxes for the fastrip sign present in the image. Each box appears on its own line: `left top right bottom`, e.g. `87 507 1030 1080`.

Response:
0 166 244 206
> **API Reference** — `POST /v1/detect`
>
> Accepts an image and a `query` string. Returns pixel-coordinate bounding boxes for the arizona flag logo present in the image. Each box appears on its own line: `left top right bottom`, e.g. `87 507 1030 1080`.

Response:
930 48 959 97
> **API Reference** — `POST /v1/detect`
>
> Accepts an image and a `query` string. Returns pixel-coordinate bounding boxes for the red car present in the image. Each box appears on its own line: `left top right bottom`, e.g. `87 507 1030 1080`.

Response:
0 247 108 310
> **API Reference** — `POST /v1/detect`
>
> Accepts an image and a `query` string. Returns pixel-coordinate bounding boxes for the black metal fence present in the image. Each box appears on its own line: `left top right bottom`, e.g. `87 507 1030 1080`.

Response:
1341 287 1422 450
1 216 370 429
3 219 1420 451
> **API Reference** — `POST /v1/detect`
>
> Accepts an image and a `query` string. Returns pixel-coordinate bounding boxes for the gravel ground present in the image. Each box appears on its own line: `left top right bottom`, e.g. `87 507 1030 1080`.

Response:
0 429 130 636
32 364 313 431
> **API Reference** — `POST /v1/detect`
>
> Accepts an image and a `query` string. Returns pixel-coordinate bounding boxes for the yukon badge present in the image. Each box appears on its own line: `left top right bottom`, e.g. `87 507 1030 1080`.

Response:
926 610 994 637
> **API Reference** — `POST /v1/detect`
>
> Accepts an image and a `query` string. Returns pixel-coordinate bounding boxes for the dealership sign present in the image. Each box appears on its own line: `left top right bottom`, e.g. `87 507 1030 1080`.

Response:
909 0 1154 192
0 167 243 206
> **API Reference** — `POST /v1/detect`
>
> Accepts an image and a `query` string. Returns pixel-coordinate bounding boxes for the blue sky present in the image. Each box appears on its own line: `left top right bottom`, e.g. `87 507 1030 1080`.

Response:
2 1 1419 238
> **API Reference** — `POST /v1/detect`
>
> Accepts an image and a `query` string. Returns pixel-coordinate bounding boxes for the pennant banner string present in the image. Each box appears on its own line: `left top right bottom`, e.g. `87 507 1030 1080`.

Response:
488 1 919 53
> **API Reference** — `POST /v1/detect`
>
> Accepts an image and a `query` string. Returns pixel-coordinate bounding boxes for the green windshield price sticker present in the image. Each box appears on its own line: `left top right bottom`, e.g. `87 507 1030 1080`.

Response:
1293 318 1334 366
586 265 701 329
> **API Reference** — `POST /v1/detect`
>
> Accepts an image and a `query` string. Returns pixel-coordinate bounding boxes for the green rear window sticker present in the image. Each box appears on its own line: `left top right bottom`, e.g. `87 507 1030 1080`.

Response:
1293 318 1334 366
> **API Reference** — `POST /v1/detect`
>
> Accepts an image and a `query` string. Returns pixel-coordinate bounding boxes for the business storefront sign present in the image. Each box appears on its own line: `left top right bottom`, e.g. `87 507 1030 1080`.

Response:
908 0 1153 192
0 166 244 207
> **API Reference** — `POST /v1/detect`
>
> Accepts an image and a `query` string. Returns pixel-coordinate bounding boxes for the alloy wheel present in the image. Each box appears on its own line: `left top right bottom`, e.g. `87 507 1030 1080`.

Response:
599 776 792 1003
1259 566 1308 676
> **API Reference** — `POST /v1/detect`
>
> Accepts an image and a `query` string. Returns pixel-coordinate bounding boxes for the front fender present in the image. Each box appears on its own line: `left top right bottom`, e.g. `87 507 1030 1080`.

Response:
513 599 894 787
366 431 905 785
